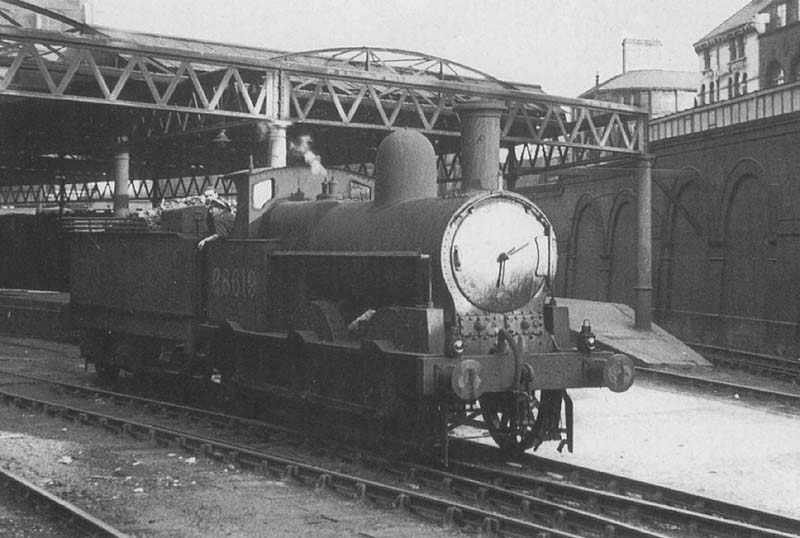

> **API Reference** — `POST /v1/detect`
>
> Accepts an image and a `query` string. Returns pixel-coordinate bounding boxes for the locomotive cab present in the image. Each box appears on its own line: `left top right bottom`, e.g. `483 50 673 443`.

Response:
225 166 374 240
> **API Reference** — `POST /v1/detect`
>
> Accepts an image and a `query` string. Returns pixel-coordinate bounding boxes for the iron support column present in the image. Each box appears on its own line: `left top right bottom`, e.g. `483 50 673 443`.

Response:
454 100 506 191
113 140 130 217
268 121 289 168
635 154 654 330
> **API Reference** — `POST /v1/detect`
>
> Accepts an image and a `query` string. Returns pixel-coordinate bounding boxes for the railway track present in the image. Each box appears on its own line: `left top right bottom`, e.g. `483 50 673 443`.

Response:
686 342 800 381
0 466 131 538
0 378 608 538
448 441 800 536
1 370 798 538
635 366 800 408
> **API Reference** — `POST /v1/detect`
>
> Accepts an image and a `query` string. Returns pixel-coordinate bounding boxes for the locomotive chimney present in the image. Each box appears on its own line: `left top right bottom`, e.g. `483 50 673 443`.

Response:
455 100 505 192
374 129 437 205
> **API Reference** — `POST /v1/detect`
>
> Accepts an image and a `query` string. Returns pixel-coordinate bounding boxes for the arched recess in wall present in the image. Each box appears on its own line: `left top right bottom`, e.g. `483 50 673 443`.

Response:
721 160 774 319
567 195 607 301
766 60 785 87
666 176 709 313
607 189 636 307
790 55 800 82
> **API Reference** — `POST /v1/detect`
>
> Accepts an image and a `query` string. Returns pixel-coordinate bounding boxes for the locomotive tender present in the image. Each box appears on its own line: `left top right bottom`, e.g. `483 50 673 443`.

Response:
72 112 634 458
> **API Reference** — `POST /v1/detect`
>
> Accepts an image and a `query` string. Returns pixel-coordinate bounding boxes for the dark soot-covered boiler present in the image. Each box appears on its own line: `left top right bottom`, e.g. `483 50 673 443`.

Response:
260 129 559 365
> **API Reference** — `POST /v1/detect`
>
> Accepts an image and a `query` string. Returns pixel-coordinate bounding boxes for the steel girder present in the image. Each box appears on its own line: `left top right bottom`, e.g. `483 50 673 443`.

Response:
0 166 237 206
0 27 648 171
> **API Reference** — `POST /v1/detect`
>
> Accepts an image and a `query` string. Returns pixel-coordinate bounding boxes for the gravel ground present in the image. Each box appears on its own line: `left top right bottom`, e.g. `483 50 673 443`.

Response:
0 410 456 537
0 338 457 538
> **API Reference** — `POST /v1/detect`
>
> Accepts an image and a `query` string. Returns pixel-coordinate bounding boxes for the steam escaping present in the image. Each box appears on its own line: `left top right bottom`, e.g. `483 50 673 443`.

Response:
289 134 327 176
253 121 270 142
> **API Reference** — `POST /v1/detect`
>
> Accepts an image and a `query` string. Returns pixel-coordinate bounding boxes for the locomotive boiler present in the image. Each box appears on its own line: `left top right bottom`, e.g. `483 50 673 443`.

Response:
71 106 634 460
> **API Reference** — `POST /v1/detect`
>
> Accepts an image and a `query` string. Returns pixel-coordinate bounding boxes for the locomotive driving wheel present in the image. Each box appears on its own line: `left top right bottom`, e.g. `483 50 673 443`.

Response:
479 391 540 453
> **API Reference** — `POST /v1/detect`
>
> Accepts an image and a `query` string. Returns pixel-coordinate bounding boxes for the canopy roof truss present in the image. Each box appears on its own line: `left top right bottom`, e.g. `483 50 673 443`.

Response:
0 27 647 167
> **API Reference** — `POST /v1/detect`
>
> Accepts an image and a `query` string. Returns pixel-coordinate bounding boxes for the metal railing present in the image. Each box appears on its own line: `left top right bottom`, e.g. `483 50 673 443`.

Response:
649 80 800 142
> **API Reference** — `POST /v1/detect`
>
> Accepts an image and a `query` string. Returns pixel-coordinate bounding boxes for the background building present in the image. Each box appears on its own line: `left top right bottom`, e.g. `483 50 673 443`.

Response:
580 38 699 117
548 0 800 357
757 0 800 86
690 0 800 105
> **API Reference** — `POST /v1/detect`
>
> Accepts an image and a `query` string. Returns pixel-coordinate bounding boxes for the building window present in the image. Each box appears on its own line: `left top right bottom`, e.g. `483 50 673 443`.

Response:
704 50 711 70
776 3 787 27
734 72 741 96
741 73 748 94
698 84 706 106
729 37 746 60
709 81 715 103
792 57 800 82
767 60 785 87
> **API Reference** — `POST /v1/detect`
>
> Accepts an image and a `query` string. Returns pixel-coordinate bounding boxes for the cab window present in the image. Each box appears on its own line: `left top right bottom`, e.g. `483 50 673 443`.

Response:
252 179 275 209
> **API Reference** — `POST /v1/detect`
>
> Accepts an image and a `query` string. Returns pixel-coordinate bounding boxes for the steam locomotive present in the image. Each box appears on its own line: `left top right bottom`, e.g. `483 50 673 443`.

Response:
71 125 634 460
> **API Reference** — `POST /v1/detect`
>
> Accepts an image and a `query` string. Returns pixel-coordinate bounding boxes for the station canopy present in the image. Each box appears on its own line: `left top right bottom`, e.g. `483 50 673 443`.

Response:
0 1 648 206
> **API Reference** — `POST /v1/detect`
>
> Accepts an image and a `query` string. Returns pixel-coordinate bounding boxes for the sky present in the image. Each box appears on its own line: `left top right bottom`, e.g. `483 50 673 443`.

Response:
90 0 740 97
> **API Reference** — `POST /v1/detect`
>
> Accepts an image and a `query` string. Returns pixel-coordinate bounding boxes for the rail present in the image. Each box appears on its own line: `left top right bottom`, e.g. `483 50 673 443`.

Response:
649 80 800 142
635 367 800 408
686 342 800 380
0 467 131 537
